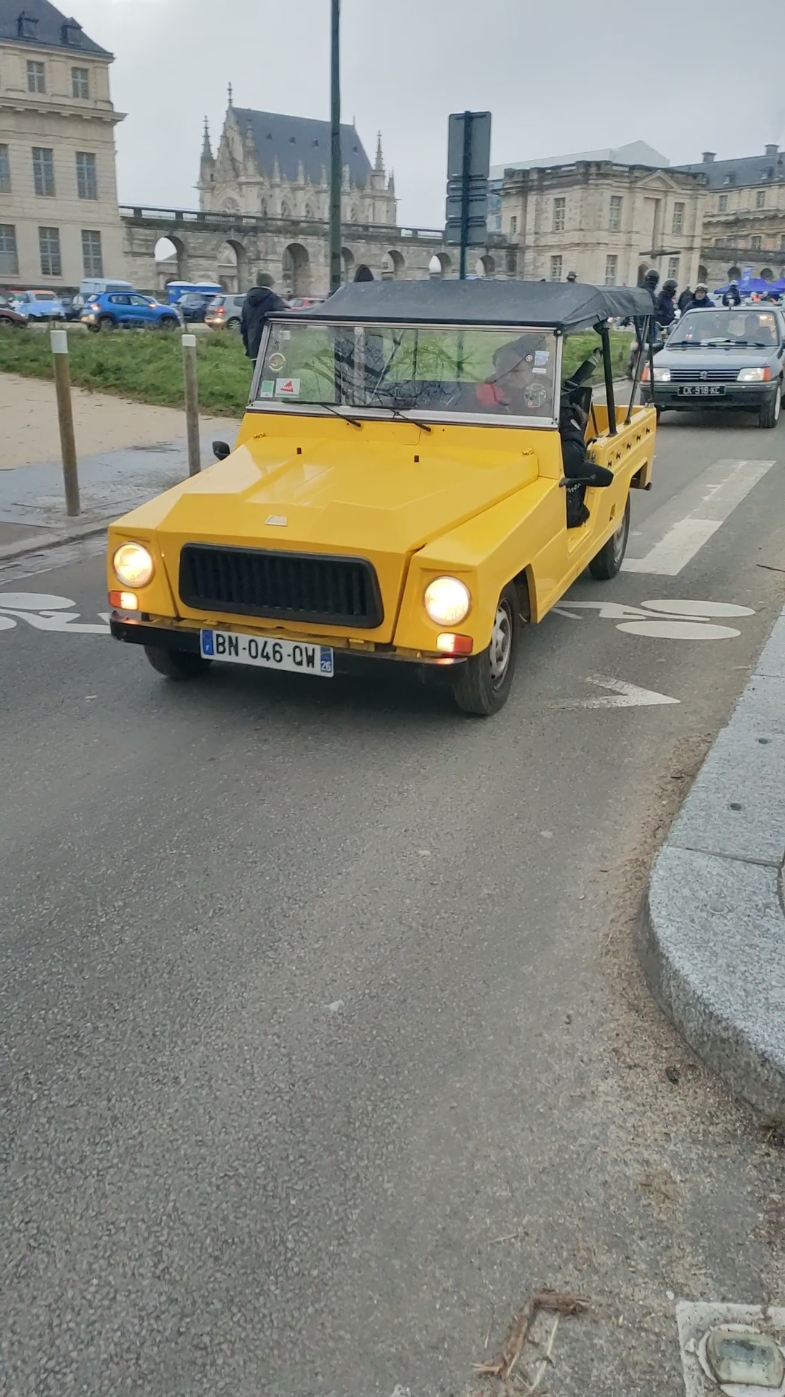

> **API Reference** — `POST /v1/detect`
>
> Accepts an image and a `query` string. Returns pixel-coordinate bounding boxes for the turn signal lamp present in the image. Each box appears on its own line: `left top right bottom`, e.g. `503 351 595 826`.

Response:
109 590 138 610
436 633 473 655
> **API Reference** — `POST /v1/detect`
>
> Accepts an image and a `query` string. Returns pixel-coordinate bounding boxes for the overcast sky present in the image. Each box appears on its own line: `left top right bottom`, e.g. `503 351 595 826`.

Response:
78 0 785 226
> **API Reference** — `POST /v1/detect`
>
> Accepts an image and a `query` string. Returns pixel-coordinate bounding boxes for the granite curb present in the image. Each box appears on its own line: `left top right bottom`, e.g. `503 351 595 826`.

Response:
638 607 785 1122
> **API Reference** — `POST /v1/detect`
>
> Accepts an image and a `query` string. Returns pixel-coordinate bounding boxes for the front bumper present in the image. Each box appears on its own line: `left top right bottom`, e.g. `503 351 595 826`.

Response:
110 616 467 670
643 383 778 411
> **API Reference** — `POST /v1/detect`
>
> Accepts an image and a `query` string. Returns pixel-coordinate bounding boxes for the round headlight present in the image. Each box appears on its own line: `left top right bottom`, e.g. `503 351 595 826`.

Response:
113 542 154 588
424 576 471 627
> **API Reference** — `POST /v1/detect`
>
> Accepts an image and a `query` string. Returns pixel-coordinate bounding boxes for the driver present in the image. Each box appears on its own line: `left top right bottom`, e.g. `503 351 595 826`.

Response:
475 336 551 415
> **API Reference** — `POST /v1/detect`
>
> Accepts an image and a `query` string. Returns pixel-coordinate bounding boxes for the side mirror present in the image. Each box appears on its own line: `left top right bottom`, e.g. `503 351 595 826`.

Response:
213 441 231 461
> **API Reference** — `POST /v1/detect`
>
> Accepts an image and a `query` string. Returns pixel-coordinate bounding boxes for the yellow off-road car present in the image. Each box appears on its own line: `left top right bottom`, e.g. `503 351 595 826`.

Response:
107 280 656 715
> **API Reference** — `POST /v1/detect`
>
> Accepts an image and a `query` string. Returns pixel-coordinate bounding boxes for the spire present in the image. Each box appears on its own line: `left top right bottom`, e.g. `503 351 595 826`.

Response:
375 131 384 174
201 117 212 160
227 82 233 108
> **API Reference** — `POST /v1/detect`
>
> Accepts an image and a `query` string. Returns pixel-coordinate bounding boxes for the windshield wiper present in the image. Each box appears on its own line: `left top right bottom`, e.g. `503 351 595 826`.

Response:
370 403 432 432
314 401 363 429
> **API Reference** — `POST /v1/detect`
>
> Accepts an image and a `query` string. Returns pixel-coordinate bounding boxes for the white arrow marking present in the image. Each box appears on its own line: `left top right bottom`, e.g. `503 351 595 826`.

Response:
560 677 680 710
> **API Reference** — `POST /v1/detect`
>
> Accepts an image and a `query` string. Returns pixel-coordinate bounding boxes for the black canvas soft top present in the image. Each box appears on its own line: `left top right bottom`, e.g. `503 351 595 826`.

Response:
292 278 654 332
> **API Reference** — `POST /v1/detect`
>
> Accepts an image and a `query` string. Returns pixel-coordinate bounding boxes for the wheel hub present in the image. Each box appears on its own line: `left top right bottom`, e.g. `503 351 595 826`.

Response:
489 601 512 685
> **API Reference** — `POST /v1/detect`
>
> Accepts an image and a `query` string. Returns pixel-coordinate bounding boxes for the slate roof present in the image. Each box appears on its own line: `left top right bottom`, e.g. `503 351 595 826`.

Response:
674 151 785 189
233 109 373 187
298 279 655 333
491 140 670 181
0 0 111 56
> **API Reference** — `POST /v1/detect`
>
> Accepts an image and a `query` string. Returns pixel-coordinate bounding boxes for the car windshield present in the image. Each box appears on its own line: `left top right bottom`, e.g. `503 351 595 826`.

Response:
35 292 57 302
255 321 560 422
669 309 780 348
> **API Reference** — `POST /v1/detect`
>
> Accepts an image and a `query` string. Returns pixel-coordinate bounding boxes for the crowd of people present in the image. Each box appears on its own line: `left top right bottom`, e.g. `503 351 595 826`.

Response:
640 268 782 332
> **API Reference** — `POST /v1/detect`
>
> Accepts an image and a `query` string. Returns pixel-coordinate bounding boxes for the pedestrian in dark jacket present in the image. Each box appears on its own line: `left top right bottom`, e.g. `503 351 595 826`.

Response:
722 282 741 307
677 287 693 313
655 278 678 328
240 285 287 360
684 283 714 312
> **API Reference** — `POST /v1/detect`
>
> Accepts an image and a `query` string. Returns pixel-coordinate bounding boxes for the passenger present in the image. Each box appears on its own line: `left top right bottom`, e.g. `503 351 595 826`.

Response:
475 337 551 416
559 395 613 529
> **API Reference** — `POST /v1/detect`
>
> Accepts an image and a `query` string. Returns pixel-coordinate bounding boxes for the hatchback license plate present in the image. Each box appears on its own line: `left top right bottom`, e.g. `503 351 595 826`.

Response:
200 629 334 677
677 384 726 397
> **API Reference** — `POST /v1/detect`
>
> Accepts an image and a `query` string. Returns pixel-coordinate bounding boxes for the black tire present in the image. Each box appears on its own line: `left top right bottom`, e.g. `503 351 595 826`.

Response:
758 381 782 429
160 316 179 331
97 315 115 332
144 645 211 680
451 583 519 717
589 495 631 581
226 317 242 332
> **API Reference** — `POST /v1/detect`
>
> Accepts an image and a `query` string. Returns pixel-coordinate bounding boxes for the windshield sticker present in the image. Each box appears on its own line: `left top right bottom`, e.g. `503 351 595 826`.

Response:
268 352 286 372
276 378 301 398
259 380 275 398
534 350 550 366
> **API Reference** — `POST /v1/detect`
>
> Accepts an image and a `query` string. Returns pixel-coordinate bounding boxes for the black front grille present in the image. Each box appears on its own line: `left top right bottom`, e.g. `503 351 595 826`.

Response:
179 544 383 628
669 367 739 383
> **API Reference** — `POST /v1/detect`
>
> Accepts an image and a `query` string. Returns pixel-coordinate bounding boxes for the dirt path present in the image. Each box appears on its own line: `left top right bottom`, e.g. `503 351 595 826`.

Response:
0 373 241 470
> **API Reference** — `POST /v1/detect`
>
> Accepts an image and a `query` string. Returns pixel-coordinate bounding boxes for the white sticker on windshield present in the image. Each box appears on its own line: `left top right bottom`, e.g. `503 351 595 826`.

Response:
535 350 550 366
259 380 275 398
276 378 301 398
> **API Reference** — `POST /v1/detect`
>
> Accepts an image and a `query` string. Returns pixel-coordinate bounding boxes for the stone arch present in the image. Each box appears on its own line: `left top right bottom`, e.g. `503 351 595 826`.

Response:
354 264 374 282
341 247 355 281
475 254 496 277
760 267 774 281
697 264 708 283
282 242 310 296
429 252 451 277
382 249 405 279
728 264 741 280
218 238 248 293
154 234 187 285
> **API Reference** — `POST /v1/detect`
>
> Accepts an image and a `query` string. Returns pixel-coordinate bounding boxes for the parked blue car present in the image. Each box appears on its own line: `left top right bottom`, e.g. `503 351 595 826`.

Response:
14 290 65 321
81 291 180 332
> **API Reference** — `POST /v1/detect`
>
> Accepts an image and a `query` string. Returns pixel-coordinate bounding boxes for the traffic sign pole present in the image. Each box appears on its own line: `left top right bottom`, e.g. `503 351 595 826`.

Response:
459 111 472 280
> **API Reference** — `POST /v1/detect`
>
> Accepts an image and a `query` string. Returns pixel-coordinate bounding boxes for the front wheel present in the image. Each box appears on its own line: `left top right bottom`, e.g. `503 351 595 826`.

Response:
759 381 782 429
589 496 631 581
144 645 211 680
451 583 519 717
97 315 115 332
160 316 179 331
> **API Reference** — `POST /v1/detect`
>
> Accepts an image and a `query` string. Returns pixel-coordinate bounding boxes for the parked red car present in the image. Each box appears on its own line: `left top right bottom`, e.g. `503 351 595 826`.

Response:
0 293 26 328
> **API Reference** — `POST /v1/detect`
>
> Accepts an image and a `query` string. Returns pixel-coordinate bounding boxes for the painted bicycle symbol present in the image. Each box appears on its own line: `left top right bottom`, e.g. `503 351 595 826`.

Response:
554 598 754 639
0 592 110 635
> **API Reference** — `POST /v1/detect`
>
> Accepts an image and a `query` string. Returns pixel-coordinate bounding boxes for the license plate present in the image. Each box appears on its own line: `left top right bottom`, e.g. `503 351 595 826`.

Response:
677 384 726 397
200 629 334 677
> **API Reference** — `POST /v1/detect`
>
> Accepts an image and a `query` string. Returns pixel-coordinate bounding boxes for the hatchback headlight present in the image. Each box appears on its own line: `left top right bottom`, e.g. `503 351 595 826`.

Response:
737 366 771 382
113 542 154 588
424 577 471 626
652 367 671 382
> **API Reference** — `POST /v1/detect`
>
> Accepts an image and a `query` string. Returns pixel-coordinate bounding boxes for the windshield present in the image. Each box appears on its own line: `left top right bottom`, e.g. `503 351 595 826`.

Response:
670 309 780 348
255 321 560 422
35 292 57 302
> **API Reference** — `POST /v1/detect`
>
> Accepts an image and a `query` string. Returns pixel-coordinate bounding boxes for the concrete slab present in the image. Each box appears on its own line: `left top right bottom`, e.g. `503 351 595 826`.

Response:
640 602 785 1123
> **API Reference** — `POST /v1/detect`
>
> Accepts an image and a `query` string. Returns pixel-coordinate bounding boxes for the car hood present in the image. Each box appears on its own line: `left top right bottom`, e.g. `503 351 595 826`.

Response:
658 344 778 370
115 425 541 640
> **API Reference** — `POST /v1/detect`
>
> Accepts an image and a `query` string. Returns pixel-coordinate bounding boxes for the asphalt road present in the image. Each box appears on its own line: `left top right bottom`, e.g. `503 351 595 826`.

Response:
2 408 785 1397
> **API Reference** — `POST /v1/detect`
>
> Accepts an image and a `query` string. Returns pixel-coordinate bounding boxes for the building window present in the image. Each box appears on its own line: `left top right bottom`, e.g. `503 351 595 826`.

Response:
550 255 562 281
672 201 685 235
718 194 728 212
0 224 19 276
0 145 10 194
27 59 46 93
751 235 763 251
604 254 618 286
609 195 622 232
76 151 97 200
81 229 103 277
552 197 566 232
72 66 89 99
38 226 61 277
667 256 680 280
32 147 55 197
510 214 517 236
756 189 766 209
18 13 38 37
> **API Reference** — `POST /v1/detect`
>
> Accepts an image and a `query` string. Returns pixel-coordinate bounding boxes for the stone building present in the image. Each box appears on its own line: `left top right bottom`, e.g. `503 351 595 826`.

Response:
499 154 706 288
674 146 785 286
0 0 126 289
198 96 397 231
